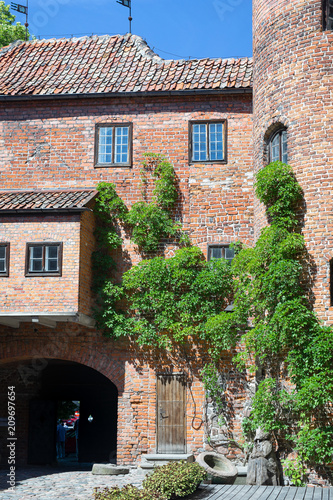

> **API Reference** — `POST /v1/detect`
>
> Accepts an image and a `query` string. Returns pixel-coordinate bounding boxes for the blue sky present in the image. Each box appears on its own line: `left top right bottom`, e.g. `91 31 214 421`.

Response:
15 0 252 60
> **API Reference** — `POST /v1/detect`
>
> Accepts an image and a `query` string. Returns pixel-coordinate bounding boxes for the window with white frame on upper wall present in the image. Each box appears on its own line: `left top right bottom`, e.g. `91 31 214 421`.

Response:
323 0 333 30
207 245 234 264
189 120 227 163
268 128 288 164
0 243 10 277
95 123 132 167
25 243 62 276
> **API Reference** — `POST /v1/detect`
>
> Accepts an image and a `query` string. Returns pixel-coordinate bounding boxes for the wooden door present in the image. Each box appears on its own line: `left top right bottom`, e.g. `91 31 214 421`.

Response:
156 374 186 453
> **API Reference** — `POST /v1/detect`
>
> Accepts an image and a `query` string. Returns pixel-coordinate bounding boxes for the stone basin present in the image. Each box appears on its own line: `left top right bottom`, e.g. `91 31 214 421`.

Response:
196 452 238 484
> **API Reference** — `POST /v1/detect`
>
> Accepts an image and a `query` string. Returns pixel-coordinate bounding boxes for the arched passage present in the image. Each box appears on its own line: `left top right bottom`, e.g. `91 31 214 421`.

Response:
0 358 118 466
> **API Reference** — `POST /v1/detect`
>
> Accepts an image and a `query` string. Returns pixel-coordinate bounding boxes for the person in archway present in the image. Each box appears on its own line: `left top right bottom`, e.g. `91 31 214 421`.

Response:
74 417 79 459
56 420 67 459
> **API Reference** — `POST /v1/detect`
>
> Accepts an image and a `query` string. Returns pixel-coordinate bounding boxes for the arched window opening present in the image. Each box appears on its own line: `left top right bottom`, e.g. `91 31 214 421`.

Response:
268 128 288 164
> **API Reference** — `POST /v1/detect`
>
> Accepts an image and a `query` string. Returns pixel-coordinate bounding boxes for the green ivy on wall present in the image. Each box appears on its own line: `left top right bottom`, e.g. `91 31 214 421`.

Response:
228 162 333 470
92 157 333 472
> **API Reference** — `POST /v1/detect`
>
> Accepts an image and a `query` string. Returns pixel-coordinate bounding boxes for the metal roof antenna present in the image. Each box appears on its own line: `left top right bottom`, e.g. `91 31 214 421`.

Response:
10 0 29 41
116 0 132 34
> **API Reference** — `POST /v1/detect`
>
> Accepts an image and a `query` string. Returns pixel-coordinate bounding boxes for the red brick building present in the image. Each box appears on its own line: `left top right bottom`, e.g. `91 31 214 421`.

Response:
0 0 332 477
0 34 253 466
253 0 333 321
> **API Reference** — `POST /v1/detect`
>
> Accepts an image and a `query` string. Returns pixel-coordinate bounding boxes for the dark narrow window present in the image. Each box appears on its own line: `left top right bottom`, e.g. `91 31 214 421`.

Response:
189 121 227 163
26 243 62 276
95 123 132 167
0 243 10 277
330 259 333 306
268 128 288 163
208 245 234 264
324 0 333 30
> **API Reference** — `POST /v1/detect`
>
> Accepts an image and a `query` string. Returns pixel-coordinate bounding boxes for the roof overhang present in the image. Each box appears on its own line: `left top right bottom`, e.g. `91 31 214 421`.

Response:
0 312 95 329
0 87 252 102
0 189 98 213
0 208 92 215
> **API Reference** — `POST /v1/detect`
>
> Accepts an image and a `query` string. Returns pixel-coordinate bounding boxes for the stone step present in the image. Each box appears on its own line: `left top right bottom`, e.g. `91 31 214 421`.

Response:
92 463 130 475
139 454 194 475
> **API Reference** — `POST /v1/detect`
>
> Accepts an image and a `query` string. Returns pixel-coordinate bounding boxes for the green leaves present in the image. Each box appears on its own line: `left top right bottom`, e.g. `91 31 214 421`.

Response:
0 1 32 47
93 160 333 470
121 246 233 348
126 202 180 253
142 461 206 499
255 161 303 228
128 154 180 252
235 162 333 468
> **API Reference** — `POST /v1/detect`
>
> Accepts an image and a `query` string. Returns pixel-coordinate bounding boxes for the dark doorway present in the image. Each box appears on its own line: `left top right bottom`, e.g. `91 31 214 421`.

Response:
27 360 118 465
28 400 56 464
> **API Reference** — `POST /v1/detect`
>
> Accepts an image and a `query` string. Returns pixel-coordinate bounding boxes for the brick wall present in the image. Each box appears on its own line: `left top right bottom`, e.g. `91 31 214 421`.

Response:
253 0 333 322
0 326 251 465
79 210 95 316
0 214 81 314
0 93 253 261
0 91 254 465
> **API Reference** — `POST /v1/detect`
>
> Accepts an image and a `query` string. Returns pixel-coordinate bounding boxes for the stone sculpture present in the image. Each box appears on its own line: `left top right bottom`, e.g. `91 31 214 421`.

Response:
246 428 280 486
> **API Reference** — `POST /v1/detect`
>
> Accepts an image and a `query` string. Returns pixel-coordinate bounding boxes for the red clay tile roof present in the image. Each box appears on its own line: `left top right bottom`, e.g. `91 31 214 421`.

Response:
0 34 253 97
0 190 97 212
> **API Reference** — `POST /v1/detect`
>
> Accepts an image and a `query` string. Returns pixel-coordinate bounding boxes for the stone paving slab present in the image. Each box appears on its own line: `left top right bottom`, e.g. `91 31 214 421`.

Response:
0 466 144 499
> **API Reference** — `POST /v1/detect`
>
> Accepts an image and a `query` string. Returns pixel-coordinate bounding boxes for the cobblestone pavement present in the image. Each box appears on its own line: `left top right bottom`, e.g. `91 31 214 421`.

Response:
0 462 145 500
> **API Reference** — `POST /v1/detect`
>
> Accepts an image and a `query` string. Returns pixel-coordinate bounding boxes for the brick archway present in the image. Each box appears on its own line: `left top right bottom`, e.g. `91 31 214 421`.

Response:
0 352 121 465
0 325 126 393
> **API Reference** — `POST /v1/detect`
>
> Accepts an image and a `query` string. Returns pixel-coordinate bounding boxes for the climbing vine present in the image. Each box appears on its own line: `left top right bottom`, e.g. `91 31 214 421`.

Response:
92 157 333 474
227 161 333 471
127 153 183 252
94 245 234 349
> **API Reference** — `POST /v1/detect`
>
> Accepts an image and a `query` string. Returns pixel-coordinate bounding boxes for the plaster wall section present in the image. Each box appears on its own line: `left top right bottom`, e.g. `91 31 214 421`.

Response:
253 0 333 321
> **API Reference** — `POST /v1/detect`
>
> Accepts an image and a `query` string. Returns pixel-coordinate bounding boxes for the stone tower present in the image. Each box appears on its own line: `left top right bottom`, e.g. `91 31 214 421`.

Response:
253 0 333 322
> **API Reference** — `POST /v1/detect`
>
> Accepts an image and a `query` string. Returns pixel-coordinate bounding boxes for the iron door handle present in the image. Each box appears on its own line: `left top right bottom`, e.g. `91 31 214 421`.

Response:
160 409 168 420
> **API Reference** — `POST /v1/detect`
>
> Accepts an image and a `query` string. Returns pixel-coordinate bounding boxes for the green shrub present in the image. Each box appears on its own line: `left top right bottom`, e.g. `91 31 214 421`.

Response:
281 457 307 487
94 485 165 500
142 461 207 499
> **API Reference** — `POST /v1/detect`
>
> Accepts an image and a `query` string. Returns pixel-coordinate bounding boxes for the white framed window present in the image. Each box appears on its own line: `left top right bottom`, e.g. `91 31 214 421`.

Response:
95 123 132 167
189 120 227 163
26 243 62 276
207 245 234 264
0 243 9 276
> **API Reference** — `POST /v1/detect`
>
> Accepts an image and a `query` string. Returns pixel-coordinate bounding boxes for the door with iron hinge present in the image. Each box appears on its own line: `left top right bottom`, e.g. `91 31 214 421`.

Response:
156 373 186 453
